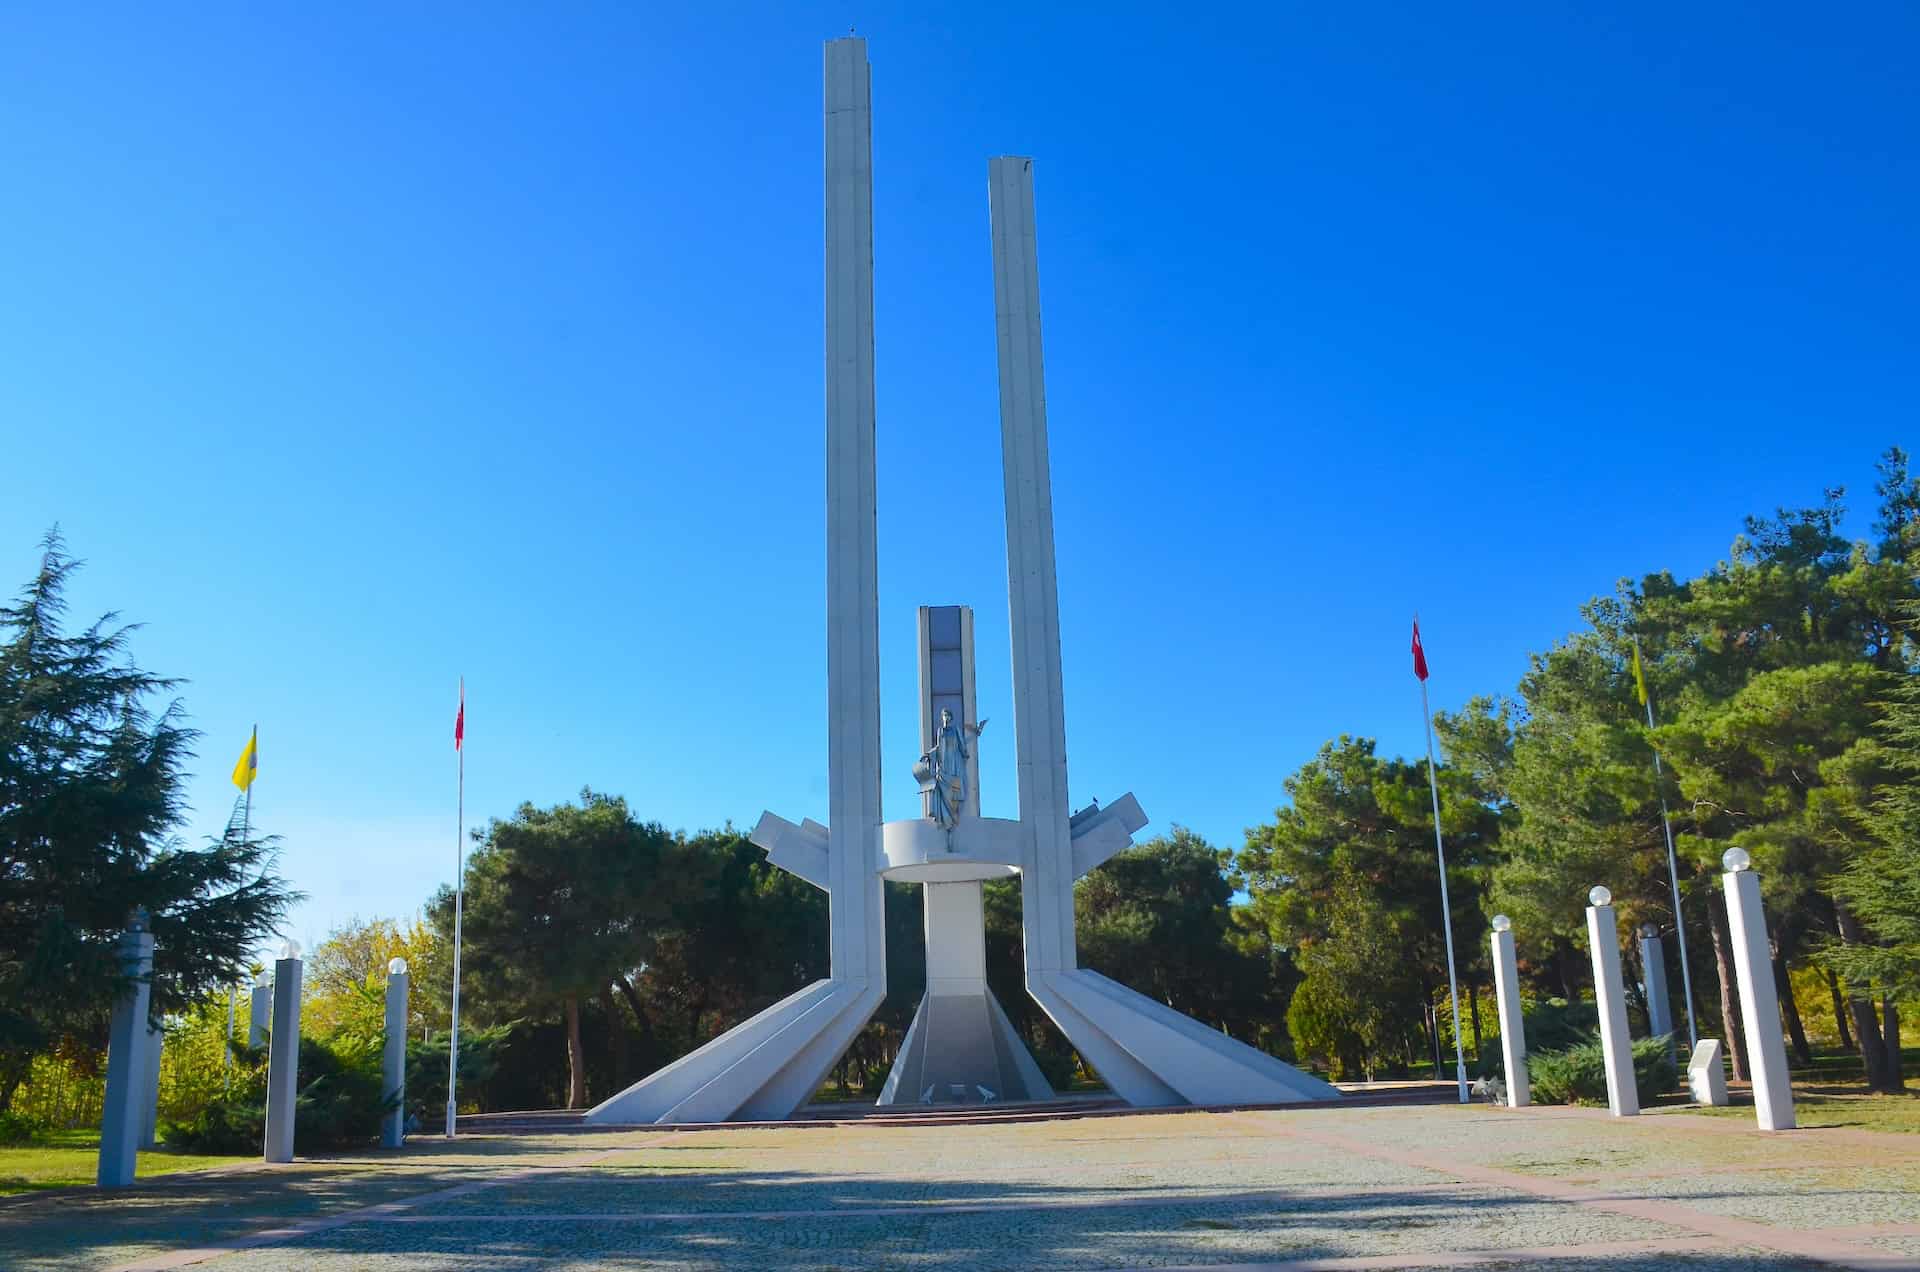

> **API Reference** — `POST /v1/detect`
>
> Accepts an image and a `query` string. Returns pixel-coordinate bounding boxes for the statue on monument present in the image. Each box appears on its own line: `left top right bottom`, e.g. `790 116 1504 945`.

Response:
916 707 984 831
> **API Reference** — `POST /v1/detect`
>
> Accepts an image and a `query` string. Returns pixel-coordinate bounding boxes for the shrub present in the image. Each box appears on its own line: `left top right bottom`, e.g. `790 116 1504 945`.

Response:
0 1109 50 1145
163 1035 391 1154
1528 1033 1676 1106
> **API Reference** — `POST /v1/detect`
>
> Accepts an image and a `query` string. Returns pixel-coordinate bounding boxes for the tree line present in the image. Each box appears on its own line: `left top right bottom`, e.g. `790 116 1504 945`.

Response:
4 448 1916 1126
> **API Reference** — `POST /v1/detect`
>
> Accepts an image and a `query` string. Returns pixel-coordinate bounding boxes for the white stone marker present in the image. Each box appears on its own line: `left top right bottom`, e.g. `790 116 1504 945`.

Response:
263 942 303 1163
1489 915 1529 1107
1722 848 1796 1131
248 970 270 1048
97 915 157 1188
1688 1038 1729 1106
1585 887 1639 1117
1638 924 1674 1045
383 958 409 1147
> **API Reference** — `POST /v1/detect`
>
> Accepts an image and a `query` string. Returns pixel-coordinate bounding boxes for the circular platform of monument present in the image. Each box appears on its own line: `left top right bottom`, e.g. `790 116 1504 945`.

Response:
878 816 1022 882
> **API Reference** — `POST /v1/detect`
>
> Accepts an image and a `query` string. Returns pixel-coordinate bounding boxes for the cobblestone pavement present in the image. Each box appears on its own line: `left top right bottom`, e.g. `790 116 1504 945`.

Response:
5 1104 1919 1270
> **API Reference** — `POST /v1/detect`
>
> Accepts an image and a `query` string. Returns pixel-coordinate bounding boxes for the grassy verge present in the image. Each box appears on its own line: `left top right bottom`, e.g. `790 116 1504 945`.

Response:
0 1129 252 1196
1686 1082 1920 1134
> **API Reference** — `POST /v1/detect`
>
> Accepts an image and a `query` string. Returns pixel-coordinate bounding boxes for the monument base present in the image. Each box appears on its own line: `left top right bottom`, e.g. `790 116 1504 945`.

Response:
878 989 1053 1105
1029 968 1341 1106
583 977 884 1125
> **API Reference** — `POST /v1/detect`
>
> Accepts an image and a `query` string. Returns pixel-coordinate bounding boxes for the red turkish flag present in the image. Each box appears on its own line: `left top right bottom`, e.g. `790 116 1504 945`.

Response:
454 681 465 751
1411 620 1430 682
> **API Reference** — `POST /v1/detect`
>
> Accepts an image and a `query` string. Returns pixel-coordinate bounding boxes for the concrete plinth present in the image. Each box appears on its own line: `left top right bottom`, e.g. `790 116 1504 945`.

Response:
1490 926 1528 1107
1724 866 1796 1131
97 925 156 1188
263 955 303 1162
1688 1038 1729 1106
1586 900 1638 1117
383 968 408 1147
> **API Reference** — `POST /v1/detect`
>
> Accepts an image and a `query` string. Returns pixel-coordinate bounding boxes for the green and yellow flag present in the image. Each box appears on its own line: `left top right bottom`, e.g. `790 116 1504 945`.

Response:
1630 642 1649 708
232 726 259 791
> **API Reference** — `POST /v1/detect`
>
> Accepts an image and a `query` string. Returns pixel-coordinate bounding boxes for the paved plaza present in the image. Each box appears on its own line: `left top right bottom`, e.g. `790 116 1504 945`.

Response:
6 1102 1920 1271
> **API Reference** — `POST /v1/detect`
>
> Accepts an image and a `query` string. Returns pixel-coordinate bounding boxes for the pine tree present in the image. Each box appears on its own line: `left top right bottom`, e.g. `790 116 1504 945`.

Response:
0 533 297 1108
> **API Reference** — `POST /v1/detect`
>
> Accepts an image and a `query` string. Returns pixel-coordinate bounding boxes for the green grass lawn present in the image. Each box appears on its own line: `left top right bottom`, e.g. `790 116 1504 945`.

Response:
0 1129 251 1196
1687 1081 1920 1133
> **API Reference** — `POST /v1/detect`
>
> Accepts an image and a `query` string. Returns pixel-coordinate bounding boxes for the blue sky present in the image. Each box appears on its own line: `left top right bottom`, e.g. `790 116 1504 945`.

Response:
4 4 1915 957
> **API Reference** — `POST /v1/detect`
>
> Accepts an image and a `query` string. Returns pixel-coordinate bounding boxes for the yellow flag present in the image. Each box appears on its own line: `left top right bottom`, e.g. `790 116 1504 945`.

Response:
232 727 259 790
1630 643 1649 708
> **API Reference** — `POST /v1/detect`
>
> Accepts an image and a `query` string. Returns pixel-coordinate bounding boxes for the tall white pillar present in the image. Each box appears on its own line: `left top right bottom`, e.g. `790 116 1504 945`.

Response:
383 959 409 1147
1585 888 1638 1117
1489 916 1528 1108
97 918 156 1188
248 972 270 1048
1639 926 1674 1043
263 946 303 1163
823 34 887 992
1722 850 1795 1131
989 155 1075 976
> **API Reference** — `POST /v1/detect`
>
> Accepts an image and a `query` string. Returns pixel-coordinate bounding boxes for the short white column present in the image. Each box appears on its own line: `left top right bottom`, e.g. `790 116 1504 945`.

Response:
97 921 156 1188
383 960 409 1148
263 948 303 1163
1586 889 1638 1117
248 973 270 1048
1723 853 1796 1131
1489 918 1528 1107
1638 927 1673 1044
138 1022 163 1149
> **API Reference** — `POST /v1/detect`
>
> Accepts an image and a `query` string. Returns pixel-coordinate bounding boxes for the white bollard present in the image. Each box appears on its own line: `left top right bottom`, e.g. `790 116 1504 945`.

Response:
1489 916 1529 1107
98 915 157 1188
383 958 409 1148
263 943 304 1163
1585 887 1639 1117
248 971 270 1048
1722 849 1796 1131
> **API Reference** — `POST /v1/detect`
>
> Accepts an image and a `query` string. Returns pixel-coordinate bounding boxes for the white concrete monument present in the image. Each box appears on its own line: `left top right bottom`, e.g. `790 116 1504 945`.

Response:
383 957 409 1147
1586 887 1639 1117
586 37 1336 1124
263 942 303 1163
1721 848 1795 1131
97 913 158 1188
1489 915 1528 1108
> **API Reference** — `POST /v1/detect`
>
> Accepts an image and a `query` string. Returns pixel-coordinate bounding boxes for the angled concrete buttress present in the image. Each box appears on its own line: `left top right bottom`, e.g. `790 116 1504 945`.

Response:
585 36 887 1124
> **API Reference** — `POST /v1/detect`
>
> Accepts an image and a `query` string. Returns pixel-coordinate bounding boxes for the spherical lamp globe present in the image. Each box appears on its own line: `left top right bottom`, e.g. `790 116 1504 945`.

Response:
278 938 301 961
1722 846 1752 873
1588 885 1612 908
388 957 409 976
1490 914 1512 933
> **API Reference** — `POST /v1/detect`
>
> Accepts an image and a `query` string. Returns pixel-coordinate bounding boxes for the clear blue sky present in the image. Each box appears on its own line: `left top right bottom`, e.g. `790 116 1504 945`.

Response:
4 5 1914 957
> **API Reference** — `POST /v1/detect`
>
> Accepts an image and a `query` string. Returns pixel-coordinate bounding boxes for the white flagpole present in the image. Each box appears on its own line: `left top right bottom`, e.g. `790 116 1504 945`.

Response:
1638 640 1699 1051
446 680 465 1138
1417 637 1470 1104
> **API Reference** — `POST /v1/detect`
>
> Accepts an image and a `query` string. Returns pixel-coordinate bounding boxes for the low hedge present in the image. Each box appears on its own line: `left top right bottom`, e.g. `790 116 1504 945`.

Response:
1528 1033 1676 1106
